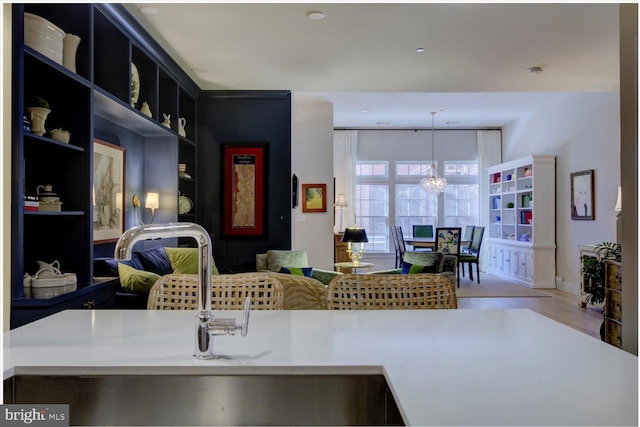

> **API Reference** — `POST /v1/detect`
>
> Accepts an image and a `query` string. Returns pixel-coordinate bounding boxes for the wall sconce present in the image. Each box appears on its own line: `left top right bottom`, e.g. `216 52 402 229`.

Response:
132 192 159 224
342 225 368 265
335 193 348 232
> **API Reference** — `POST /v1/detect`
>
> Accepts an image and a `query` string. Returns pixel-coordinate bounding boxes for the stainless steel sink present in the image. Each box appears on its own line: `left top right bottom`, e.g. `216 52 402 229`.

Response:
4 374 404 426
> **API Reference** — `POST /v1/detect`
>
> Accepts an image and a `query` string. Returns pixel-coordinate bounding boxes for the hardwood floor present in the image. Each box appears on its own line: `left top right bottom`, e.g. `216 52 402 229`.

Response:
457 277 604 340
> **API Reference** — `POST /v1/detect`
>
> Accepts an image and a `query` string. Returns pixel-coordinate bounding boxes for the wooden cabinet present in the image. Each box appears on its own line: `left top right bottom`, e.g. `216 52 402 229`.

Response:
334 233 350 264
11 4 199 327
604 261 622 348
486 155 556 288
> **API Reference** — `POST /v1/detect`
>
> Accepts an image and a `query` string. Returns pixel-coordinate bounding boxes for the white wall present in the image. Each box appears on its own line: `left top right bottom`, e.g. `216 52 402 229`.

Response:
291 97 335 270
502 92 620 294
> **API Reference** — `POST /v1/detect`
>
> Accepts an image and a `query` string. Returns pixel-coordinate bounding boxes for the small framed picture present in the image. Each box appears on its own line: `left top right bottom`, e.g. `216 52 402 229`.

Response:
301 183 327 213
571 169 594 220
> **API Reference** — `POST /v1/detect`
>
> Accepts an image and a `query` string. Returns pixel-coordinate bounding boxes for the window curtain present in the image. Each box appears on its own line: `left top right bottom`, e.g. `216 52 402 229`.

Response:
333 130 358 232
477 130 502 272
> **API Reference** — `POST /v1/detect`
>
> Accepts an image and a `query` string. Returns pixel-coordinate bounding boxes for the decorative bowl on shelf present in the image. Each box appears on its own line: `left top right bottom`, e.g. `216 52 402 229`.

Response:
24 13 64 65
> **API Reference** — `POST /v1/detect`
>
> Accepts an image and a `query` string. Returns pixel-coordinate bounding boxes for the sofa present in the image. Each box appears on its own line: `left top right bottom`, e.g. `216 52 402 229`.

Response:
95 246 219 308
370 251 457 288
256 250 342 286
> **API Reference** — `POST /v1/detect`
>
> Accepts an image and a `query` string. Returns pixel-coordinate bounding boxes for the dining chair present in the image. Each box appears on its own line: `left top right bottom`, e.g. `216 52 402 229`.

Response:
389 225 402 268
396 226 407 261
412 224 434 251
147 273 285 310
459 226 485 284
435 227 462 287
460 225 475 254
327 273 457 310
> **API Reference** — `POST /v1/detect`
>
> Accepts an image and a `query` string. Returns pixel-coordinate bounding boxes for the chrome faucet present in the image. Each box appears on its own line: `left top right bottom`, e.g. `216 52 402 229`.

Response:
114 222 249 359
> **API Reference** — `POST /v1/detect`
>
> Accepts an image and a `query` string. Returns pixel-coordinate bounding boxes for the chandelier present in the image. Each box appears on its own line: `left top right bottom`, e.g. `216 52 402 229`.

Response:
419 111 448 194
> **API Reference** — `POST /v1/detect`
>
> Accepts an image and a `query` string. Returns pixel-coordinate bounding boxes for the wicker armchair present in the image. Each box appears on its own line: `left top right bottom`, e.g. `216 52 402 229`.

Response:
147 273 284 310
326 273 457 310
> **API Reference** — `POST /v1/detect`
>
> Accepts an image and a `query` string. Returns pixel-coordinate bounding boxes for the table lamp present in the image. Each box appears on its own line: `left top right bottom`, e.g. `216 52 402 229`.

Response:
342 225 368 265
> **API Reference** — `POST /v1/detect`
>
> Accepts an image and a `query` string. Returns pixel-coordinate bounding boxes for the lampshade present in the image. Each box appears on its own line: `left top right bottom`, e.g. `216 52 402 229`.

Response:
335 193 348 207
420 111 447 194
145 192 159 210
615 186 622 212
342 227 368 243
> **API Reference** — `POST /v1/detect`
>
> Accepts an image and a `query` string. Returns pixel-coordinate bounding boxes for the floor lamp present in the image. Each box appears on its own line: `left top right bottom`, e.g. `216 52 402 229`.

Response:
335 194 348 232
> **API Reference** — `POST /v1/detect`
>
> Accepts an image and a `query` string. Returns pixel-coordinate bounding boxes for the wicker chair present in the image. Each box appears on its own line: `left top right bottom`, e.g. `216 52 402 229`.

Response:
147 273 284 310
326 273 457 310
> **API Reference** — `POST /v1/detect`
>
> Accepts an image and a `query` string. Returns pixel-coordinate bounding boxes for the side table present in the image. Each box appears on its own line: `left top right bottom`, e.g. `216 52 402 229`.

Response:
334 262 375 274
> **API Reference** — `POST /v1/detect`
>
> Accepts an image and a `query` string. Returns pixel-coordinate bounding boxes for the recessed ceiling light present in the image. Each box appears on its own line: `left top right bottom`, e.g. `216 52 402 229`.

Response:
191 68 207 74
528 66 544 75
360 109 371 113
306 11 325 20
446 121 460 125
139 6 160 15
416 48 425 53
376 121 391 125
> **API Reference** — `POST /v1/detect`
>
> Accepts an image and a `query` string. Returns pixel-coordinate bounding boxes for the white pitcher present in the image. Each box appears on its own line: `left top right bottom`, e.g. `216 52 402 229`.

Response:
178 117 186 138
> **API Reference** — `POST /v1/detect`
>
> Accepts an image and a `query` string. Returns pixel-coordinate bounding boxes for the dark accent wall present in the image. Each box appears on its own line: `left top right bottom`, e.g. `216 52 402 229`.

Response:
197 90 291 272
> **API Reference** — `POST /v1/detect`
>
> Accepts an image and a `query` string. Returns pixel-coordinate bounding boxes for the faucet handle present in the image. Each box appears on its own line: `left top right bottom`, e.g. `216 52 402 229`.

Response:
240 296 251 336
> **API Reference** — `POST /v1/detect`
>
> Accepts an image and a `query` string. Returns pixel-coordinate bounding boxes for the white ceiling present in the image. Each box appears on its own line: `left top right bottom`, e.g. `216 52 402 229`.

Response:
125 2 620 129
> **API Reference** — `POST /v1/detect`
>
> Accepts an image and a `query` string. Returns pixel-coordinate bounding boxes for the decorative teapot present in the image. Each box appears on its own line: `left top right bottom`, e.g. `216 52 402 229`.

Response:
35 260 62 278
50 128 71 143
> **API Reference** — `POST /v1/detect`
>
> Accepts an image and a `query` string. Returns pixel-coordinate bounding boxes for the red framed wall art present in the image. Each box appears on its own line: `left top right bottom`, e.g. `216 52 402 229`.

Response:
223 144 267 238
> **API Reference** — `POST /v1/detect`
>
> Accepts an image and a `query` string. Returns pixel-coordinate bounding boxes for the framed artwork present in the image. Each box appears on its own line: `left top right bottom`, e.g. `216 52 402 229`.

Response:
571 169 594 220
222 144 267 238
93 139 125 243
302 183 327 213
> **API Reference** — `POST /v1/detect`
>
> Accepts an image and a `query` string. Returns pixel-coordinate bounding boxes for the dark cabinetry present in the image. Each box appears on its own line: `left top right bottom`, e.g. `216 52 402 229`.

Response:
11 4 199 327
604 261 623 348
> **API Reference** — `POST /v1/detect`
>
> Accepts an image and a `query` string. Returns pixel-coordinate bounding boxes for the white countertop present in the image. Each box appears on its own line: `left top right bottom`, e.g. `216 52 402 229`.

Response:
3 308 638 426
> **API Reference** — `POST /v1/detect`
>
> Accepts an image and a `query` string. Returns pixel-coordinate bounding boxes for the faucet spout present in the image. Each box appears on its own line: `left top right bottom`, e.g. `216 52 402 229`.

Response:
114 222 215 358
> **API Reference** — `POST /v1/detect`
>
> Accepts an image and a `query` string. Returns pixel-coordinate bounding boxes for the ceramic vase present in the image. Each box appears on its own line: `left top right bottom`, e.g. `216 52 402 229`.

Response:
62 34 81 73
178 117 186 137
27 107 51 136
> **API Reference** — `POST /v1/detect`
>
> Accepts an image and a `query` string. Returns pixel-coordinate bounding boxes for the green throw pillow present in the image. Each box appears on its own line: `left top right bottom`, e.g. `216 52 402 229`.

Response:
165 247 219 275
279 266 313 277
118 263 160 293
401 261 437 275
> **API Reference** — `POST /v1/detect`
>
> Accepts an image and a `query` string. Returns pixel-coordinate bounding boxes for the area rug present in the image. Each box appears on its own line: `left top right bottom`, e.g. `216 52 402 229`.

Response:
455 273 550 298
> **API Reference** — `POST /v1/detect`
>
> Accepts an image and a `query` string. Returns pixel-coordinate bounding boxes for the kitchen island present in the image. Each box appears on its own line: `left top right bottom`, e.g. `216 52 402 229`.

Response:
3 308 638 426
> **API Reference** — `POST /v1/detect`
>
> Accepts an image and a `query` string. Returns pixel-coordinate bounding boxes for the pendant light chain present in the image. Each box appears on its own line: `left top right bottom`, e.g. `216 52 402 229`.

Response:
419 111 448 194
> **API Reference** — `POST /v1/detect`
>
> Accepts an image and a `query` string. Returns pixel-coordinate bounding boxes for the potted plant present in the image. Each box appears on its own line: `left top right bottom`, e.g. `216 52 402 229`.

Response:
26 96 51 136
581 241 621 339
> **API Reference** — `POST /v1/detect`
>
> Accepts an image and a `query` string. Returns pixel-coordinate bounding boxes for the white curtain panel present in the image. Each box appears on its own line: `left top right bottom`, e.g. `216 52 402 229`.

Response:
477 130 502 272
333 130 358 232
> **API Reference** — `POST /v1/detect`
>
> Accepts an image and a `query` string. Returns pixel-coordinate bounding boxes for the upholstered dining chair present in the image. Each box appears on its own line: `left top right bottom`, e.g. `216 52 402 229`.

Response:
147 273 285 310
459 226 485 284
435 227 462 287
411 224 434 251
460 225 475 254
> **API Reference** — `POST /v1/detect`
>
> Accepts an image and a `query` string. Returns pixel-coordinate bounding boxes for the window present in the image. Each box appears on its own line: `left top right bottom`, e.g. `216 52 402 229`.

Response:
442 161 479 227
355 161 388 252
355 160 479 252
395 162 437 237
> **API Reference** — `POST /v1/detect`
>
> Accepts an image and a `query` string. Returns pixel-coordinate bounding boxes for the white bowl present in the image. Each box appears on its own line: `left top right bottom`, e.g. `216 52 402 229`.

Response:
25 29 63 48
25 41 62 64
24 13 64 39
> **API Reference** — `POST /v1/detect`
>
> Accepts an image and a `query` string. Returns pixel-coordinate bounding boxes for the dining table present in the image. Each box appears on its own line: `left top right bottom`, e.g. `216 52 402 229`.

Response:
404 237 471 250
